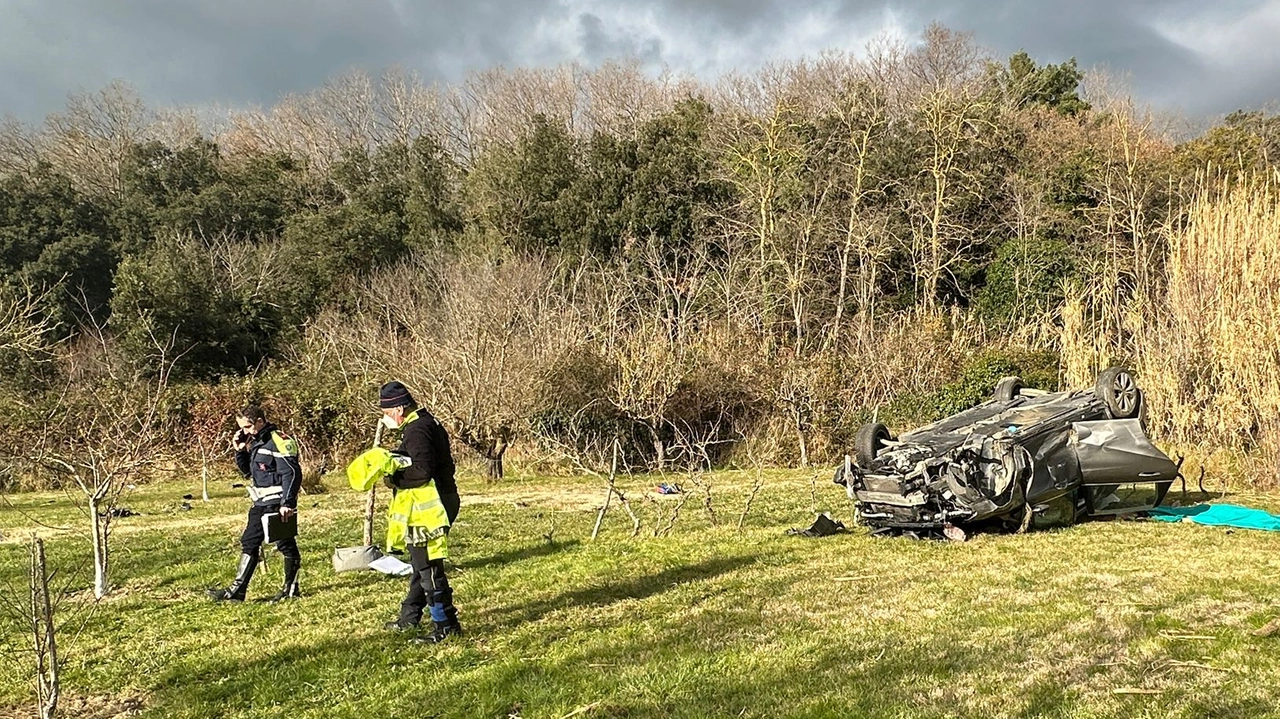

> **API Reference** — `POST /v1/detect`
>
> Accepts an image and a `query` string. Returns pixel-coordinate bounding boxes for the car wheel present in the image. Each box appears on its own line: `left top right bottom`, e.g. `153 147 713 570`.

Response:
994 376 1024 402
1095 366 1142 419
855 423 891 466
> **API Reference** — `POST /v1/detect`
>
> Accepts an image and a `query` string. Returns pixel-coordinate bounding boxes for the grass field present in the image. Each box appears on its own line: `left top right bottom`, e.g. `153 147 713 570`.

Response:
1 467 1279 719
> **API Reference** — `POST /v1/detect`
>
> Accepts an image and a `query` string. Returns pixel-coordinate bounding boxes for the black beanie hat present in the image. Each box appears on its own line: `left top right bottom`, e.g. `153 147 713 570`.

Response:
379 380 415 409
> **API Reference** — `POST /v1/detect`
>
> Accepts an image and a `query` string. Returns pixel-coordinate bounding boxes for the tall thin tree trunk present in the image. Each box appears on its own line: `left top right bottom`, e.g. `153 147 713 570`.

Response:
87 496 107 600
648 424 665 470
795 417 809 468
201 462 210 502
31 537 59 719
486 438 507 481
833 237 852 348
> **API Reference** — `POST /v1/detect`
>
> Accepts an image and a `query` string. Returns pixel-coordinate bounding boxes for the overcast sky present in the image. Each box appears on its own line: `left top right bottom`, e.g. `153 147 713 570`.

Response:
2 0 1278 124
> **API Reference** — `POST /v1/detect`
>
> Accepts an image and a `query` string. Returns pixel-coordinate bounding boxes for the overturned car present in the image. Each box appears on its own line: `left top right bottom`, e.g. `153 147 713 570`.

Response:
834 367 1181 537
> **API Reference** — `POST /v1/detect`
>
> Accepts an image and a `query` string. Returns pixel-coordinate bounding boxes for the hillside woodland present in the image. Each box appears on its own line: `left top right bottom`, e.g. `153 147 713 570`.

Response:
3 25 1279 488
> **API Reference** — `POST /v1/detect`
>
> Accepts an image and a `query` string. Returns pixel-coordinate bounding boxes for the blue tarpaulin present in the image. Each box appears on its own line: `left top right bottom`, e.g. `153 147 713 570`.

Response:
1147 503 1280 532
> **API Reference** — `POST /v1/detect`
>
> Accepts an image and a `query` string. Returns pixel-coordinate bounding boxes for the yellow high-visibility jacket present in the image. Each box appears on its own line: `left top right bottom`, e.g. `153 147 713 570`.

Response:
346 444 450 558
386 484 449 558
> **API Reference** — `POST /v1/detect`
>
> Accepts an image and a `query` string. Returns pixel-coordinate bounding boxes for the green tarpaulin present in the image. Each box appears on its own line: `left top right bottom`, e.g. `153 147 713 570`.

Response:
1147 503 1280 532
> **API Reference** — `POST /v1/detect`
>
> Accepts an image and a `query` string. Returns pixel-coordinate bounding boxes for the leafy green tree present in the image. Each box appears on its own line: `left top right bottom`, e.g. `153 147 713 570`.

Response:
556 99 729 258
110 235 284 377
0 164 116 328
624 98 729 251
465 114 580 251
991 51 1089 116
115 139 306 254
280 135 462 314
1174 110 1280 180
556 131 635 256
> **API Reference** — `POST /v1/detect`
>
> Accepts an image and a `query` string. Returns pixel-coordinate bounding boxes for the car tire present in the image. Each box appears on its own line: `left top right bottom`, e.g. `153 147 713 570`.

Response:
994 376 1024 402
855 423 891 467
1095 366 1142 419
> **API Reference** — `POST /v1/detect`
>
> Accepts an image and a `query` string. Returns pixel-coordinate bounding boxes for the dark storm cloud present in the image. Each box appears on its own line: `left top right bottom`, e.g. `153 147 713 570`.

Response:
0 0 1277 124
857 0 1263 116
0 0 562 120
577 13 663 67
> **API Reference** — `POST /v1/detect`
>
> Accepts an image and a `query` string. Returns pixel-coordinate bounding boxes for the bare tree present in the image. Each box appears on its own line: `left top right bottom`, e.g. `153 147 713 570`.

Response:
0 538 62 719
25 322 180 599
42 80 151 198
737 469 767 532
0 281 60 356
187 386 246 502
29 538 60 719
825 79 893 345
899 27 1000 309
314 253 575 479
590 441 622 540
579 60 689 139
0 115 44 177
375 67 443 146
606 321 689 468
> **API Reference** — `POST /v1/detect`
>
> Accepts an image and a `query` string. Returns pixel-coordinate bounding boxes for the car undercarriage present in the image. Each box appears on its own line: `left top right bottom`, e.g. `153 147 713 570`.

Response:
834 368 1181 538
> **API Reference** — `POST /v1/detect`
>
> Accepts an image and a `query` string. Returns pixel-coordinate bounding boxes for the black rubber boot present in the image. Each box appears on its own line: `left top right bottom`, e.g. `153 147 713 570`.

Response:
411 590 462 643
267 556 301 603
207 553 258 602
443 605 461 631
411 620 462 644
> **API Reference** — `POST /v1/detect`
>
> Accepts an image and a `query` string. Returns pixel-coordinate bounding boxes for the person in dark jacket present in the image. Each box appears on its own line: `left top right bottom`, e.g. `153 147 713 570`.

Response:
207 406 303 602
377 381 463 642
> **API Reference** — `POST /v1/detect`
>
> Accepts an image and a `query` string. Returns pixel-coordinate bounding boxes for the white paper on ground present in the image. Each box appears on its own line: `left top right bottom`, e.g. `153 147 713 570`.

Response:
367 555 413 576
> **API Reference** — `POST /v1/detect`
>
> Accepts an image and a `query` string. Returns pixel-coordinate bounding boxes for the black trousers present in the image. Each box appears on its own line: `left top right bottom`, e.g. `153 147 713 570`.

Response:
397 493 460 625
241 503 300 562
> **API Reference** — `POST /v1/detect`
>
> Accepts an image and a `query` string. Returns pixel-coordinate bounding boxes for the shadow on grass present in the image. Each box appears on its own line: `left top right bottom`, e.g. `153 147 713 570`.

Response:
142 602 1280 719
456 539 581 571
482 554 758 629
135 553 1280 719
1167 488 1232 505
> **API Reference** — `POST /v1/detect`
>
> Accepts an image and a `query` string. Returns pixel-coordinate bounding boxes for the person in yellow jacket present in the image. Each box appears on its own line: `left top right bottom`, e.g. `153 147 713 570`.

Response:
377 381 462 643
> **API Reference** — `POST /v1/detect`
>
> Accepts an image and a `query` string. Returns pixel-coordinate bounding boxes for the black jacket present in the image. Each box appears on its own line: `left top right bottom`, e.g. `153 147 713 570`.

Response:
390 409 457 497
234 423 302 509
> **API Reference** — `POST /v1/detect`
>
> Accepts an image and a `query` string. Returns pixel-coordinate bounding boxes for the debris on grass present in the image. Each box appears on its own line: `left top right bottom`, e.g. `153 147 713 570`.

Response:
1253 617 1280 637
786 513 846 537
1165 660 1231 672
559 701 601 719
1158 631 1217 641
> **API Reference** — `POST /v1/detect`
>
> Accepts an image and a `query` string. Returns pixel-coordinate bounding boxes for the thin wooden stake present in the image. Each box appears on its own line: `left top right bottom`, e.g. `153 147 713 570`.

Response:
363 419 383 547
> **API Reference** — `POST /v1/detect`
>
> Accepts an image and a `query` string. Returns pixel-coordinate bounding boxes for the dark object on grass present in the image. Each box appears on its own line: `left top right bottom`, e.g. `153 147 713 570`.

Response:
787 513 847 537
231 482 245 488
182 494 193 500
179 502 192 511
656 482 683 495
99 507 137 518
834 366 1181 538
